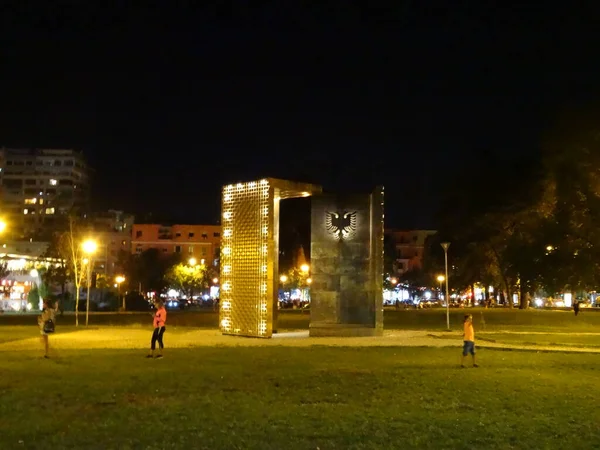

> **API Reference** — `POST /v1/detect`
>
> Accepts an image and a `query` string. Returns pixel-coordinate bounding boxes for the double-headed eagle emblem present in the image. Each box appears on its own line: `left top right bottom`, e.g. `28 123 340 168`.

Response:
325 211 358 241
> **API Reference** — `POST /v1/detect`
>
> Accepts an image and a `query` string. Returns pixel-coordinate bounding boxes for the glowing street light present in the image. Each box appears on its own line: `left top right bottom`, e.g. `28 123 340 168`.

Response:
280 275 288 283
82 239 97 327
437 275 445 300
0 220 7 233
212 277 219 284
188 257 197 266
115 275 126 310
306 277 312 285
390 277 398 285
82 239 98 255
300 264 310 274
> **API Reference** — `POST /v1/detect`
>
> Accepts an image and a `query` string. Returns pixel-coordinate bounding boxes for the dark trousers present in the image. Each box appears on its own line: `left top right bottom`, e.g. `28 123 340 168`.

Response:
151 326 166 350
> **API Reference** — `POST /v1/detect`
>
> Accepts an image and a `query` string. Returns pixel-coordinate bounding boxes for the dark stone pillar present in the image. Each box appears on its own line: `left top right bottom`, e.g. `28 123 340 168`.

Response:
309 187 384 337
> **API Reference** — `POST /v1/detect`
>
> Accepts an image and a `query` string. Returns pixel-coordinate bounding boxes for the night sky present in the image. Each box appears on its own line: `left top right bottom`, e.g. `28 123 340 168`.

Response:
1 2 598 229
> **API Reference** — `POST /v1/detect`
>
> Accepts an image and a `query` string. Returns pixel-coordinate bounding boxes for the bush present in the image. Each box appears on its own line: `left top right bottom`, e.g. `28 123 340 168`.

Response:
27 287 40 311
125 291 150 311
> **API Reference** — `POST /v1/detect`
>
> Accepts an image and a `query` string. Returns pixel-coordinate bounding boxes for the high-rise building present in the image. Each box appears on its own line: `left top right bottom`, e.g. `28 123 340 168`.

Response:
0 148 90 238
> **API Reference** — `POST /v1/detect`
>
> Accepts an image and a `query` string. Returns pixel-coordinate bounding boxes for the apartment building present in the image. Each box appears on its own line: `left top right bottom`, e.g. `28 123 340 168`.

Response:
132 224 221 264
386 229 437 275
0 148 90 238
85 210 134 276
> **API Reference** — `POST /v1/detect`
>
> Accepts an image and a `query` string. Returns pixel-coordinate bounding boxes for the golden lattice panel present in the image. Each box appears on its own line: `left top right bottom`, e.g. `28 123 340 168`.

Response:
220 180 272 337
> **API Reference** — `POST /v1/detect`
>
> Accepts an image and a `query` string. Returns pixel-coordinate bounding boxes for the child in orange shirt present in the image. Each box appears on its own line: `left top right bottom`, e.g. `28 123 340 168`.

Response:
461 314 478 368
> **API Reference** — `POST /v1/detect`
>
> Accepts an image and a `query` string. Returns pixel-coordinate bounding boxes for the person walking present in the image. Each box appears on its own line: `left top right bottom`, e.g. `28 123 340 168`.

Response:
38 299 57 359
147 300 167 359
461 314 478 368
574 300 580 316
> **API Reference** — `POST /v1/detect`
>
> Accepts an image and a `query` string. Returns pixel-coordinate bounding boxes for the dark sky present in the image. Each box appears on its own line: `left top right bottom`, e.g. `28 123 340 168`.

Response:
1 2 598 228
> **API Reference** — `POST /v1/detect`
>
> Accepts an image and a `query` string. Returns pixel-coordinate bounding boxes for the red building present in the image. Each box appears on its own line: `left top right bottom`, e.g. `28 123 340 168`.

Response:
131 224 221 264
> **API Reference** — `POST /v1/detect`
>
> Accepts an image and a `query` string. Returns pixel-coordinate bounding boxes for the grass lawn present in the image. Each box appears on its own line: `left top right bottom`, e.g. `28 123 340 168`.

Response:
2 335 600 449
3 308 600 333
478 332 600 348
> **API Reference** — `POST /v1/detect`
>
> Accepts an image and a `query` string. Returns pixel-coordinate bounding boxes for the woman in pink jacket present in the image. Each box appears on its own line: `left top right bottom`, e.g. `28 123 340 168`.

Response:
147 300 167 359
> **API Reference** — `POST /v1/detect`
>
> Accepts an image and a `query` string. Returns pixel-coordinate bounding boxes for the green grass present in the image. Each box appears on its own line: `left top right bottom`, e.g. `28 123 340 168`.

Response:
3 308 600 332
383 308 600 332
478 333 600 348
1 341 600 449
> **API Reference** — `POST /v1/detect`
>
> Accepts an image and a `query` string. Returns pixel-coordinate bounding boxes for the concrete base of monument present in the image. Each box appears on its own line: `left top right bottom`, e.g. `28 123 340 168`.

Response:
309 323 384 337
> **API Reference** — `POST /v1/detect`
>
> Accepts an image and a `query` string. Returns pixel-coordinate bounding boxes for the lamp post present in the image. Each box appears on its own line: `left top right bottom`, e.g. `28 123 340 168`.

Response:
441 242 451 330
115 275 125 310
437 275 445 300
279 274 287 303
82 239 98 326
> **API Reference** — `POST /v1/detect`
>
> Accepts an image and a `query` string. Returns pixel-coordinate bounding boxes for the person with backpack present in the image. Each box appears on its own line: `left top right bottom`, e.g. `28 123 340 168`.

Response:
38 299 57 359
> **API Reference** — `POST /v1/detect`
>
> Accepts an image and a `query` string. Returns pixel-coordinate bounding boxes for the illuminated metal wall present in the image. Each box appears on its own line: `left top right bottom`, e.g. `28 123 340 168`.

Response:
220 180 273 338
220 178 322 338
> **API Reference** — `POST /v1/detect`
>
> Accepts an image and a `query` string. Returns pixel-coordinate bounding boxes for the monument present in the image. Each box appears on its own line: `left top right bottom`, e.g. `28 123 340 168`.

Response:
219 178 383 338
309 188 384 337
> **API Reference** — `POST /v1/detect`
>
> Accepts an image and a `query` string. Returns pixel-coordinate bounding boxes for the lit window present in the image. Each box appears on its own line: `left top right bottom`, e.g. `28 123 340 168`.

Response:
39 199 44 205
49 179 57 186
23 209 28 215
24 198 37 205
45 208 55 215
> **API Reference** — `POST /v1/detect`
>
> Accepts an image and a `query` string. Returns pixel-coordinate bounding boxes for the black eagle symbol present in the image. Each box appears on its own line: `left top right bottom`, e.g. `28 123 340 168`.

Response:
325 211 358 240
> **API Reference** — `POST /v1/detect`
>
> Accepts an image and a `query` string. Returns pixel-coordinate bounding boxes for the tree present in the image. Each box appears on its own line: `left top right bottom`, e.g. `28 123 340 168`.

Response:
0 262 11 299
434 151 544 308
43 235 70 298
534 127 600 296
121 249 178 294
56 217 88 326
165 263 210 298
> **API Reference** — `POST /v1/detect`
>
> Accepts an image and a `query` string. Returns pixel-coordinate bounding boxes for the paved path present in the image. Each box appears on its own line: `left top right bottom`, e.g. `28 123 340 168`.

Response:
2 328 600 354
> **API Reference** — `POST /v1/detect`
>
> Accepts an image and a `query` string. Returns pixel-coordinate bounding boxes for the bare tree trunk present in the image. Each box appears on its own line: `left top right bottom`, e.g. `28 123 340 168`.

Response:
470 285 476 307
75 285 80 327
519 281 528 309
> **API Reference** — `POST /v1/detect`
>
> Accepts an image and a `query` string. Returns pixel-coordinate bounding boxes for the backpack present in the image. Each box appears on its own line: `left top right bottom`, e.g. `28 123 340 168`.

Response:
43 319 55 334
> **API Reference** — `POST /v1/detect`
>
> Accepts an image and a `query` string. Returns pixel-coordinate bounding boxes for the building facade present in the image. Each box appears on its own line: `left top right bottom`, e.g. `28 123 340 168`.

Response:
85 210 134 277
386 229 437 276
131 224 221 264
0 148 90 238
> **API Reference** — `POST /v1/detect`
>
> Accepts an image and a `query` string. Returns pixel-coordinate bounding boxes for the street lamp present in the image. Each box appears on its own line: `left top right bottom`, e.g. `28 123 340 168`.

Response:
437 275 445 300
441 242 451 330
280 274 287 283
306 277 312 285
212 277 219 284
82 239 97 326
188 257 197 266
300 264 310 274
0 220 7 234
390 277 398 286
115 275 125 310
